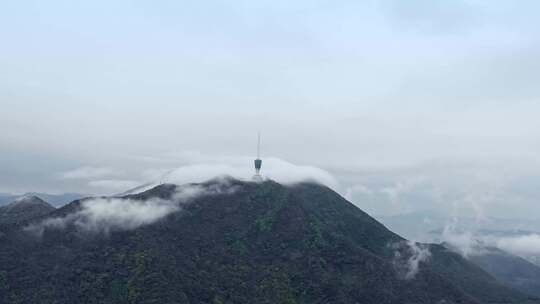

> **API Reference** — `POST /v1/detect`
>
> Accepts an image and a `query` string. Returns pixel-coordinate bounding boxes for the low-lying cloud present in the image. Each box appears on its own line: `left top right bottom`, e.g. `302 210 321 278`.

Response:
440 225 489 257
158 157 338 189
25 182 233 235
60 155 339 196
88 179 141 191
29 197 178 235
391 240 431 280
440 224 540 263
61 166 120 180
496 234 540 256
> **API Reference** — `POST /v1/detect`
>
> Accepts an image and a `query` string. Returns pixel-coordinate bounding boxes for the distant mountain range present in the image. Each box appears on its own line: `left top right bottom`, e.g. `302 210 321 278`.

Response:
0 192 84 207
378 211 540 298
376 211 540 244
462 245 540 298
0 179 537 303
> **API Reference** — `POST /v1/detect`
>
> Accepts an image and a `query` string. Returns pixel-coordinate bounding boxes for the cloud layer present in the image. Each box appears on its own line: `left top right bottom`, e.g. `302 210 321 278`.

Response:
161 157 338 189
391 240 431 280
2 1 540 221
496 234 540 257
440 224 540 265
24 183 230 235
61 167 120 180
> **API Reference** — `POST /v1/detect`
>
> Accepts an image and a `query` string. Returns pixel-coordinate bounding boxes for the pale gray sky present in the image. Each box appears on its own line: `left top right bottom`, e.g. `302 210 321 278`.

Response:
1 0 540 219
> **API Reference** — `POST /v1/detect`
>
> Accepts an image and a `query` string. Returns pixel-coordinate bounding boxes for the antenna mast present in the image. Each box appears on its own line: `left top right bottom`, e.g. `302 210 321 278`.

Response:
257 131 261 159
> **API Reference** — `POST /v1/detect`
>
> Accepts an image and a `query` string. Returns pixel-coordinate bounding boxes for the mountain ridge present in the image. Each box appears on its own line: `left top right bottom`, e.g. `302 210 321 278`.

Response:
0 192 84 207
0 179 537 303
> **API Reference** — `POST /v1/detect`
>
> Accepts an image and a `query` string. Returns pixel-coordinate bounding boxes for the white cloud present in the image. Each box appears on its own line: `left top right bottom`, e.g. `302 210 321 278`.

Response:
24 182 234 235
404 241 431 279
160 156 338 189
497 234 540 256
439 224 540 262
61 167 120 180
440 224 485 257
47 198 177 233
88 179 141 190
344 183 373 201
141 168 174 181
392 240 431 280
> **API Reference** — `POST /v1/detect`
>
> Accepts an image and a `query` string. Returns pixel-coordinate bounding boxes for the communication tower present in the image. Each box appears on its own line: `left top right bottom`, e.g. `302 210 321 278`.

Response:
253 132 263 181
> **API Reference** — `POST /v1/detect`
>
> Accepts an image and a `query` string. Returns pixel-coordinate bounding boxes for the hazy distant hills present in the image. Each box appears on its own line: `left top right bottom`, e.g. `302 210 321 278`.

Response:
379 211 540 298
0 196 55 225
377 211 540 243
466 246 540 297
0 192 84 208
0 180 537 303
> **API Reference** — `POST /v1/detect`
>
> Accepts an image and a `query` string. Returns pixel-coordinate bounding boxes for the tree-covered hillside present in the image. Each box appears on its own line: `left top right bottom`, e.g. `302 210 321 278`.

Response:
0 180 537 304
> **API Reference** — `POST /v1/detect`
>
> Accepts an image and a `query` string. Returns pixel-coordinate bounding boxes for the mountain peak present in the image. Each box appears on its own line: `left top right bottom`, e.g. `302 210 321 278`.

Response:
0 195 55 225
14 195 46 205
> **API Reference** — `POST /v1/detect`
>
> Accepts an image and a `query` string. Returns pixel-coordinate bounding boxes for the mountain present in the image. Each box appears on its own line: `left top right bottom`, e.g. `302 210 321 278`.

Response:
0 193 84 207
466 246 540 297
0 195 55 225
0 179 537 303
376 211 540 244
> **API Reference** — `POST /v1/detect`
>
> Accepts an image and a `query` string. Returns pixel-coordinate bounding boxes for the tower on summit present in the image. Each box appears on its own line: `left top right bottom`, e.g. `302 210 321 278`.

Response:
253 132 263 181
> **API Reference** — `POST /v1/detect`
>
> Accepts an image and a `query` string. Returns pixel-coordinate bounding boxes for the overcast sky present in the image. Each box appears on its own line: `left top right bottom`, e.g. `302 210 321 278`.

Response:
1 0 540 219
